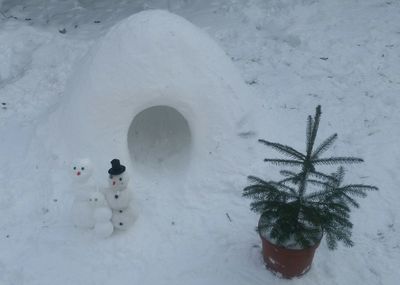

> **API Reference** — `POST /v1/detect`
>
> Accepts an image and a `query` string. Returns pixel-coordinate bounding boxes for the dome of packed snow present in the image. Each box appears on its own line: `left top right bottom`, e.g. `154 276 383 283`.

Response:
53 10 250 181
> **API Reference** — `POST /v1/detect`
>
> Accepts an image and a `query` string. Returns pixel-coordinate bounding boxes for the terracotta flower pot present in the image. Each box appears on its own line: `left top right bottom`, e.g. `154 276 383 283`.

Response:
259 231 321 278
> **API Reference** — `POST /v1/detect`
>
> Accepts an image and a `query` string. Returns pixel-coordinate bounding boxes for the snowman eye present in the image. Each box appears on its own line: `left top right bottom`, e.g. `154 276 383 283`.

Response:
109 175 113 179
73 166 76 170
89 198 92 201
81 167 85 171
119 177 122 181
94 198 98 202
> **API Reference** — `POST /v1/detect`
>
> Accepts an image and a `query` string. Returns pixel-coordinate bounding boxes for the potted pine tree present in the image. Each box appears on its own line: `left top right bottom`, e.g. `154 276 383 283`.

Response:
243 105 377 278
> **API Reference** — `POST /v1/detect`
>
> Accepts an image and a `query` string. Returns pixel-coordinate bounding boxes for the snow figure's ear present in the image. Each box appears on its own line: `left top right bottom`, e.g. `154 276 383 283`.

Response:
71 158 93 183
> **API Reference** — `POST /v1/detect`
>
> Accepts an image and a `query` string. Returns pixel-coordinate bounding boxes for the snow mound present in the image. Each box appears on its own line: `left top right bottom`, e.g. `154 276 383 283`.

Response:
52 9 251 182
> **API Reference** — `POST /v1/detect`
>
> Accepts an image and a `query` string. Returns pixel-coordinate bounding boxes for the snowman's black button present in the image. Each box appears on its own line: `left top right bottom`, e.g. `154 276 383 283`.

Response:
115 195 119 199
119 222 123 226
119 210 123 213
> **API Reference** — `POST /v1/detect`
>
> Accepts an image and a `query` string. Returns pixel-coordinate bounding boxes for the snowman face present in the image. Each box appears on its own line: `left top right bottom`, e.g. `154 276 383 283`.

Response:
108 173 129 191
71 158 93 183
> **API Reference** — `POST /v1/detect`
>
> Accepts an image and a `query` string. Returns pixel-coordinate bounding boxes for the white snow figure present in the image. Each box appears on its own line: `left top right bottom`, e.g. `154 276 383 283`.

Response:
89 192 114 238
105 159 132 210
104 159 135 231
70 158 97 229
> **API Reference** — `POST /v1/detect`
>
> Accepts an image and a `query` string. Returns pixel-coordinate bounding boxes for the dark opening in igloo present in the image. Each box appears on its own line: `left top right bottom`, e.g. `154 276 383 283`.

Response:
127 106 192 174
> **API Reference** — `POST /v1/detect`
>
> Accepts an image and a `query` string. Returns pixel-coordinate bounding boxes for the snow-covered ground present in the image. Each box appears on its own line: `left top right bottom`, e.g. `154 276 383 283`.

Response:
0 0 399 284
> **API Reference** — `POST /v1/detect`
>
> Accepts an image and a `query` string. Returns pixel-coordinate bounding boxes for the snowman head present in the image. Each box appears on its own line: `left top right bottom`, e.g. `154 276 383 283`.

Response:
108 159 129 191
71 158 93 184
108 172 130 191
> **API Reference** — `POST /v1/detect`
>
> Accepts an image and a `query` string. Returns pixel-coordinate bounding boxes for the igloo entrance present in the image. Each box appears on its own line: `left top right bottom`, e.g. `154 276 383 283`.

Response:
127 106 192 174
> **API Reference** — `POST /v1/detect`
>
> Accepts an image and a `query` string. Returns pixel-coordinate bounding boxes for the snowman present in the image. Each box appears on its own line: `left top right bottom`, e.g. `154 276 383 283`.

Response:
105 159 131 210
105 159 134 230
88 192 114 238
70 158 97 229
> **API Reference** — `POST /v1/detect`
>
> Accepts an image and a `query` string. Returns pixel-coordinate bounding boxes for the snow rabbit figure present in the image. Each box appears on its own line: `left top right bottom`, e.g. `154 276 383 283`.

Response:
89 192 114 238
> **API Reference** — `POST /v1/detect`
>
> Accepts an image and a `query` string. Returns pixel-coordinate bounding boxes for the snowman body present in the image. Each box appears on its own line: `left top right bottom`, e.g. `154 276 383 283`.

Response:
105 185 131 210
70 159 97 229
111 208 135 230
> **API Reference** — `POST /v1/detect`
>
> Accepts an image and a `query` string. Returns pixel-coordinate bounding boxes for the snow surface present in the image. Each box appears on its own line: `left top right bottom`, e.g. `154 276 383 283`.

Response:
1 0 399 284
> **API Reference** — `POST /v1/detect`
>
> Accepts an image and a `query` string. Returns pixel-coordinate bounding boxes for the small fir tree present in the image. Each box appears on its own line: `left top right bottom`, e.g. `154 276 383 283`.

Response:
243 105 378 250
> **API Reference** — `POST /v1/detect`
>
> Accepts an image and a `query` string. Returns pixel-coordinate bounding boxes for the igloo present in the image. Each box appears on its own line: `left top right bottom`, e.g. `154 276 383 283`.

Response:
54 10 251 182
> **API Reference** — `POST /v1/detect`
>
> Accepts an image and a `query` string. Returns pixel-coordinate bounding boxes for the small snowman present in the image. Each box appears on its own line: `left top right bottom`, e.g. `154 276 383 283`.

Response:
105 159 134 230
105 159 131 210
70 158 97 229
89 192 114 238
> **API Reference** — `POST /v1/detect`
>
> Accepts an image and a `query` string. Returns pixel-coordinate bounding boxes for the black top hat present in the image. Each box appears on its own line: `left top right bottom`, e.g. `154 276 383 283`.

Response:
108 159 126 175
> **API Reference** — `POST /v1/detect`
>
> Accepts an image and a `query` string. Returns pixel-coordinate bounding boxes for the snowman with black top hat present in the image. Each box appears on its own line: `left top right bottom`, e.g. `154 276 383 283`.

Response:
105 159 134 230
